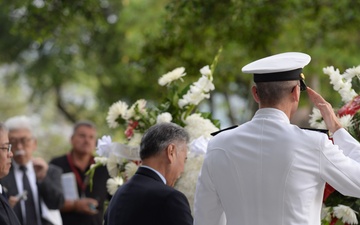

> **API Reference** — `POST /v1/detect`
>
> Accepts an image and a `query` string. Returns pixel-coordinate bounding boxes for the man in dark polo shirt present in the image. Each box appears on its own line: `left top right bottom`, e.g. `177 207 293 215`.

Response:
50 121 110 225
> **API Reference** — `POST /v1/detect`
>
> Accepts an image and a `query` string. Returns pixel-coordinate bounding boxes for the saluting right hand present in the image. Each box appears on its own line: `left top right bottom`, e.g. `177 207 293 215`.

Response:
306 87 342 133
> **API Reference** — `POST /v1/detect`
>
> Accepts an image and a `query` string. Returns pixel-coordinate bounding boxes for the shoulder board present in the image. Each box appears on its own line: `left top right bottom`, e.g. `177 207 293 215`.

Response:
301 127 329 136
211 125 239 136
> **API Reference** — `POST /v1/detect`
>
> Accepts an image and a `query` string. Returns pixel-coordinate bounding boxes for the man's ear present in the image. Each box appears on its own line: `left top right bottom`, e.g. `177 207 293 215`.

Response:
251 86 260 103
291 85 300 103
166 144 176 163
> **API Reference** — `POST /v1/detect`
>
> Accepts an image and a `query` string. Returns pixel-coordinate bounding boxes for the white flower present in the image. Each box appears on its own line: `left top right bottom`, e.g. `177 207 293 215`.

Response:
124 162 138 179
343 66 360 81
106 177 124 195
106 153 123 178
106 100 129 128
156 112 173 123
96 135 112 157
309 108 327 129
339 114 354 129
333 204 358 224
94 156 108 166
189 136 210 155
194 76 215 92
178 69 214 108
184 113 219 141
200 65 211 77
174 153 205 214
127 132 142 147
323 66 357 103
178 88 210 108
158 67 186 86
321 204 331 222
127 99 148 120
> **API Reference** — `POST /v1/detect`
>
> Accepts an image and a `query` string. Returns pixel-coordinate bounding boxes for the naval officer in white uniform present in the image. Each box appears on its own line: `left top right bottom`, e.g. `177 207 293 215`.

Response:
194 52 360 225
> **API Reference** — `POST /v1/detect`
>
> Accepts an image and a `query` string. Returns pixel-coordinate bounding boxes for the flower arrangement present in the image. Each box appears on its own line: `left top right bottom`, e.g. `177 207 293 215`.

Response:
309 65 360 225
88 53 221 211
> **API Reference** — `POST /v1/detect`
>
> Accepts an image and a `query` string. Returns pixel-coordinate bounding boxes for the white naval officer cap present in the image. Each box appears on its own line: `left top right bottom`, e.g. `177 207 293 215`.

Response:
242 52 311 91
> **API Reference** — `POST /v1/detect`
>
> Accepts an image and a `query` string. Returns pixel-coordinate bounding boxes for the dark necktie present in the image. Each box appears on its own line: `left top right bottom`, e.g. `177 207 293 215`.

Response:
20 166 40 225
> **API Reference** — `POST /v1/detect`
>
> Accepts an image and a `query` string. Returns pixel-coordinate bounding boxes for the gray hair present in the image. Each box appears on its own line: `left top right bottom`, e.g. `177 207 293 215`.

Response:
5 115 33 133
0 122 8 133
256 80 298 106
140 122 189 160
72 120 96 135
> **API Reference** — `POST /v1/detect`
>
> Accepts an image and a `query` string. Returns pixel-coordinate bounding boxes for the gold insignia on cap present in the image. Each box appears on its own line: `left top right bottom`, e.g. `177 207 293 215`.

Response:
300 73 305 80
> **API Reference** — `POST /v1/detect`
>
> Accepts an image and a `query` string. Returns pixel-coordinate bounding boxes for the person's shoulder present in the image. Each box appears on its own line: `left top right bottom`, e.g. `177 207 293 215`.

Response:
49 154 67 166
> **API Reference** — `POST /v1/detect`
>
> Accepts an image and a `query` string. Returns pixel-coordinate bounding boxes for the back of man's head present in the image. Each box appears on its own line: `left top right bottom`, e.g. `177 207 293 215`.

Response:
140 122 189 160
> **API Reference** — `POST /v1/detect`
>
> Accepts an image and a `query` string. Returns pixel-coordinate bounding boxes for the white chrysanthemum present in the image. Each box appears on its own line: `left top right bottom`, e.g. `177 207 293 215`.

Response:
127 99 148 120
333 204 358 225
106 153 122 178
127 133 142 147
94 156 108 166
321 204 332 222
309 108 327 129
200 65 211 77
339 114 354 129
184 113 219 141
124 162 139 179
156 112 173 123
158 67 186 86
96 135 112 157
106 100 129 128
175 153 205 214
106 177 124 195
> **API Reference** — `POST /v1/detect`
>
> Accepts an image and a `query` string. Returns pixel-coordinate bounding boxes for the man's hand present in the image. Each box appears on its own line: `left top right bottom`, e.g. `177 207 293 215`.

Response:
306 87 342 133
32 157 49 182
73 198 99 215
8 196 20 208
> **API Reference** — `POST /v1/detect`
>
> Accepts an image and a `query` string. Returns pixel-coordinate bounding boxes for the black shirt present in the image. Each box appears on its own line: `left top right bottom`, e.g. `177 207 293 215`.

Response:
50 154 110 225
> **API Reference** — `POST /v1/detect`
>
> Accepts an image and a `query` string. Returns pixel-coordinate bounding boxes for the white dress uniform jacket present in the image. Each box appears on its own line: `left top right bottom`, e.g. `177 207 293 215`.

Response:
194 108 360 225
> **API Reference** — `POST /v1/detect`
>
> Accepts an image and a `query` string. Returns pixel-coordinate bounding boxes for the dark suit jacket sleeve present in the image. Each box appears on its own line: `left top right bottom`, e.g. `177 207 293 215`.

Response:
165 190 193 225
37 164 64 209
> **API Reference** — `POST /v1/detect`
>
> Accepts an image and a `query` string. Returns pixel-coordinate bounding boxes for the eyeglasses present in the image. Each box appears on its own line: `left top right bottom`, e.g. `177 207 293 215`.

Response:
9 137 33 147
0 144 12 153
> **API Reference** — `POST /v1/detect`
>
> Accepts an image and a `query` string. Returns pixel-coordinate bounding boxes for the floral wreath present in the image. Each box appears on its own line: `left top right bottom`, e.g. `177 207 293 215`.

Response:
87 51 222 213
310 65 360 225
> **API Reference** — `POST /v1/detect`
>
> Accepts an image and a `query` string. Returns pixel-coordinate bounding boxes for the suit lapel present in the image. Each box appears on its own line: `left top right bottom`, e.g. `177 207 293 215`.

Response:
4 166 22 223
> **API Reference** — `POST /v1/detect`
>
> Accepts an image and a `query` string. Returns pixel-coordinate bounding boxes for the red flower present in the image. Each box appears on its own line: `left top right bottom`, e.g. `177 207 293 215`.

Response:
125 120 139 139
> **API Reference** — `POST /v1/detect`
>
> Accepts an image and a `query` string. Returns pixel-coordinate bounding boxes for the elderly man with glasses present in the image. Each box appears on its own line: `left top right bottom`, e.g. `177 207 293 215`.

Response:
0 116 64 225
0 122 21 225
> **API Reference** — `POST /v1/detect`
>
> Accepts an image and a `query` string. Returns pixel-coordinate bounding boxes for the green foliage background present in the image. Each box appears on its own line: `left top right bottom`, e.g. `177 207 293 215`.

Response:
1 0 360 159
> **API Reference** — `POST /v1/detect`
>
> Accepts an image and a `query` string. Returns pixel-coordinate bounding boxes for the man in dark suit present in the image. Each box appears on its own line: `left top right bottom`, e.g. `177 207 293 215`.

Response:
0 122 21 225
105 122 193 225
0 116 64 225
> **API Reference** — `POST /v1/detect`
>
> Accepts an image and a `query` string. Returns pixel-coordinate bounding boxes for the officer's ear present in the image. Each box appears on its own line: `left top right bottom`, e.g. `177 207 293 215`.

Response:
251 86 260 103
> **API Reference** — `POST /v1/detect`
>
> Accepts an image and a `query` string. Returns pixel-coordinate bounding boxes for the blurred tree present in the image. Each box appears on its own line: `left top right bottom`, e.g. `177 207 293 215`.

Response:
0 0 360 147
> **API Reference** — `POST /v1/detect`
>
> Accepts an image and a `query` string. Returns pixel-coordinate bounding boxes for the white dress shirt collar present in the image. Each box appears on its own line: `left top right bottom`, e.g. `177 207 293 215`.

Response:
253 108 290 124
141 165 167 184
